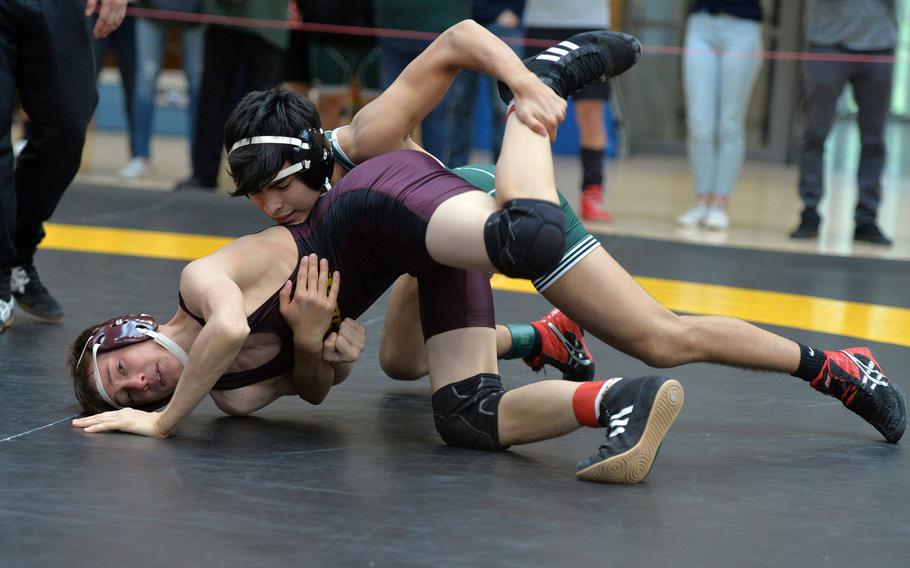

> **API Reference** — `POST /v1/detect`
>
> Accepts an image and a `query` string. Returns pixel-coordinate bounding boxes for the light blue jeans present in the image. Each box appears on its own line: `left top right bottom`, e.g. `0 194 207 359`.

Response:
683 13 762 198
132 19 204 160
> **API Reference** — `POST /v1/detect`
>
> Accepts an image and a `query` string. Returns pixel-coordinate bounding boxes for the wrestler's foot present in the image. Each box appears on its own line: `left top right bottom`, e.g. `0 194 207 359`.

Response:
498 31 642 104
576 376 684 483
524 308 595 381
809 348 906 443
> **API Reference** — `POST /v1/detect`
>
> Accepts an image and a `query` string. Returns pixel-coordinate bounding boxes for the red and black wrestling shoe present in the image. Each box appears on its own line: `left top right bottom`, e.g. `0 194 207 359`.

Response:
809 347 906 443
524 308 595 382
498 30 641 104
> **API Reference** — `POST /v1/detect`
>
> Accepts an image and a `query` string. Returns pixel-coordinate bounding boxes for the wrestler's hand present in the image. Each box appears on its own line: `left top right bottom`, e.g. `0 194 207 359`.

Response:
86 0 128 39
510 71 568 141
72 408 168 438
280 254 340 352
322 318 366 363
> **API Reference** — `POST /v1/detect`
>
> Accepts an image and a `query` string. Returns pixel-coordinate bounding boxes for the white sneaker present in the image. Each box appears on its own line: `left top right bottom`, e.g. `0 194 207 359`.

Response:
676 203 708 227
12 139 27 159
0 296 14 333
703 206 730 230
118 158 153 179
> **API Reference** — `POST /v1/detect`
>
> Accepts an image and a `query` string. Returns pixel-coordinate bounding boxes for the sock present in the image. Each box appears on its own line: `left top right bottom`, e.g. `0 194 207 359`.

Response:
503 323 541 359
572 380 610 427
580 147 604 188
792 343 826 381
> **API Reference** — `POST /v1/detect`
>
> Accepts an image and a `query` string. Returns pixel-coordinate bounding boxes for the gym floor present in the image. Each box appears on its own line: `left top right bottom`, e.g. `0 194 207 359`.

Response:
1 173 908 566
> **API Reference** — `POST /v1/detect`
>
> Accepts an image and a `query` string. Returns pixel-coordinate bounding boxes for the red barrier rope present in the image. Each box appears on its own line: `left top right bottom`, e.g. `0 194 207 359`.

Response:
123 7 902 65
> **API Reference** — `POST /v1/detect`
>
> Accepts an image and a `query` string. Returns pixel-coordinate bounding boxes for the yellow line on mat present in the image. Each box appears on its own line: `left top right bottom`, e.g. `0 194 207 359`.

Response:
44 223 910 347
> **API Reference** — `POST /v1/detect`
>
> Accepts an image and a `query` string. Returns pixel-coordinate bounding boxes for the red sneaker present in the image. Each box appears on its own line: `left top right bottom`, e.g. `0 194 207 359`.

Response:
524 308 595 381
581 184 612 222
809 347 906 443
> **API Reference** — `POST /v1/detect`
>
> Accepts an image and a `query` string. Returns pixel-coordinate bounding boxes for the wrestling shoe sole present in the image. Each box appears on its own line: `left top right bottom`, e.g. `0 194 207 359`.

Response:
576 380 684 484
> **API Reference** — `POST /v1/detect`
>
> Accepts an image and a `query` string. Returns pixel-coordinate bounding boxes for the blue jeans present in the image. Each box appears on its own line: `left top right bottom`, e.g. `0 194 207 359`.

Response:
444 23 524 167
683 13 762 198
132 19 204 160
378 37 450 160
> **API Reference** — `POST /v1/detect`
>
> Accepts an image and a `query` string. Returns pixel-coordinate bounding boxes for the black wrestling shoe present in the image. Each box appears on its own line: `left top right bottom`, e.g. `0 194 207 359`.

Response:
498 31 642 104
11 264 63 321
576 376 684 483
808 348 906 443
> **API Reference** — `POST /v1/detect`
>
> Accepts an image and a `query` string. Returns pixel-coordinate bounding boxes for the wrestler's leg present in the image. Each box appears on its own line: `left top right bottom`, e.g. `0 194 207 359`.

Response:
542 246 800 371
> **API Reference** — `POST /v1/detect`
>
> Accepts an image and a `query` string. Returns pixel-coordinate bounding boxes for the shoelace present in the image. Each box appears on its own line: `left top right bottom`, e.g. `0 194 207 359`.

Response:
0 297 13 320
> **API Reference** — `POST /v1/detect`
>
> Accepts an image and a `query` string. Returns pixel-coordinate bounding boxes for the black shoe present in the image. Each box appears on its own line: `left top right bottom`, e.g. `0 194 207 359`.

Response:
576 375 684 483
498 31 642 104
11 264 63 320
0 266 13 332
789 217 819 239
174 175 217 191
854 222 893 246
808 348 906 443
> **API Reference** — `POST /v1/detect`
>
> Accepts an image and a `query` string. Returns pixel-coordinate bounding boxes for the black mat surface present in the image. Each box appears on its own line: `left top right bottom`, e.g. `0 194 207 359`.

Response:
1 184 908 567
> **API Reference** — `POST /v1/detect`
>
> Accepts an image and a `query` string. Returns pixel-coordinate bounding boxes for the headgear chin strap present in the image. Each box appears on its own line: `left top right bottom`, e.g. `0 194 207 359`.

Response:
229 128 334 193
76 314 189 410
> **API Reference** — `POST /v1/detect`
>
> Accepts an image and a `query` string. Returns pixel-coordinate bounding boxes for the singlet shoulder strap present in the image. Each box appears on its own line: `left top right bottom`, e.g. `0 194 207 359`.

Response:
325 127 358 172
178 292 206 326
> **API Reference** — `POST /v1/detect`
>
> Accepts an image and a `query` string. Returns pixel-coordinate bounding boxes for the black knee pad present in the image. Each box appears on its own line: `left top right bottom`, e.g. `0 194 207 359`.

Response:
431 373 510 451
483 198 566 279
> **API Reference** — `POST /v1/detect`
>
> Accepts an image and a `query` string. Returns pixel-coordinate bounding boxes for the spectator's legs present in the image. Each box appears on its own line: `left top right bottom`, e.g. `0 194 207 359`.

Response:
191 25 242 187
850 57 893 227
683 14 719 203
180 24 205 154
714 16 762 205
132 18 165 161
443 70 478 167
485 22 523 162
112 16 137 158
240 34 285 93
796 49 850 225
14 1 96 265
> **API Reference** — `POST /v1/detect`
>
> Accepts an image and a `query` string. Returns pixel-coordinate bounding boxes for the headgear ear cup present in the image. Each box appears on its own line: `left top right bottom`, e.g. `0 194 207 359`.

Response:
295 128 335 192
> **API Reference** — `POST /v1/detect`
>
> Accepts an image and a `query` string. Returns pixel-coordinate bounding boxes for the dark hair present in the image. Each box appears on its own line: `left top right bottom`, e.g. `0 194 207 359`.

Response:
68 323 116 414
224 88 322 196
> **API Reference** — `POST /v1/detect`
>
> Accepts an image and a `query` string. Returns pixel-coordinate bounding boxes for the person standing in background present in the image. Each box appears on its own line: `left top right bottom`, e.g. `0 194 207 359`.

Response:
119 0 204 180
523 0 613 222
444 0 525 168
0 0 127 331
676 0 763 231
373 0 470 160
93 2 138 175
790 0 896 246
174 0 289 191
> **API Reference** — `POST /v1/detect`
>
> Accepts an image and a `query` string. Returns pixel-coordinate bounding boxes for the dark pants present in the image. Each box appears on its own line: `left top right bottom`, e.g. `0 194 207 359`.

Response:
93 13 137 158
191 26 284 185
0 0 97 266
797 46 894 225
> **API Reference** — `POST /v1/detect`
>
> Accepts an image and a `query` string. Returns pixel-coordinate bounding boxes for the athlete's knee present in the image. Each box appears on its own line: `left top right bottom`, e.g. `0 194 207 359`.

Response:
633 316 700 368
379 350 427 381
431 373 510 451
484 198 565 279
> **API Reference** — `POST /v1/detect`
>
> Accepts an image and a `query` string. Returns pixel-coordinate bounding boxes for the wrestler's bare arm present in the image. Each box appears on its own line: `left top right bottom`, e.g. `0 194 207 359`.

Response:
341 19 564 163
155 228 300 434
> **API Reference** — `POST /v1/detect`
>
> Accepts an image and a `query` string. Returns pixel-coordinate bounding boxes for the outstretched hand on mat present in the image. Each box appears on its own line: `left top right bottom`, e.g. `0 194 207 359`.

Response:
73 408 167 438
